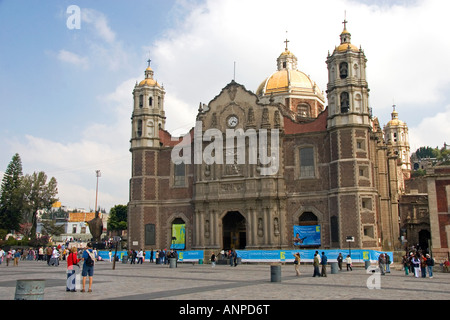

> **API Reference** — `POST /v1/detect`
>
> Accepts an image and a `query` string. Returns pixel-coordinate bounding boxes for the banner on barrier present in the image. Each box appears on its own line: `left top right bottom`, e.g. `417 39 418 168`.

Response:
170 224 186 250
293 225 321 246
96 249 391 264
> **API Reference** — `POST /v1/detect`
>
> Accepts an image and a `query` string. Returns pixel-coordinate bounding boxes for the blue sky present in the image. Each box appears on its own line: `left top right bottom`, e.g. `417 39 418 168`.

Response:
1 0 449 212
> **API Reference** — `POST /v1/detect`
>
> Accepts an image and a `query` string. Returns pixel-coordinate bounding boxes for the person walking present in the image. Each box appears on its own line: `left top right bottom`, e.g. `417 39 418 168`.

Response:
312 253 320 277
402 255 410 276
293 252 301 276
320 252 328 277
46 246 52 266
137 249 144 264
378 253 386 275
426 254 434 278
150 249 154 263
229 250 235 267
66 247 79 292
80 243 95 293
6 251 12 266
13 249 21 266
337 253 343 271
420 254 427 278
345 255 352 271
385 253 391 273
211 252 216 268
0 248 4 265
411 254 421 278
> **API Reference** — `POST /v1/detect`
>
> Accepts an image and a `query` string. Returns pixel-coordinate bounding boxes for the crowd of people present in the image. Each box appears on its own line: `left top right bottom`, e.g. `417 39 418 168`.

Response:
401 251 436 278
123 248 179 265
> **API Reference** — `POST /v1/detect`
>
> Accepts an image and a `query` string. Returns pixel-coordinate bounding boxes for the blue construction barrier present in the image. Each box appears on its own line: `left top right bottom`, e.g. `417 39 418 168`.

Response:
95 249 391 264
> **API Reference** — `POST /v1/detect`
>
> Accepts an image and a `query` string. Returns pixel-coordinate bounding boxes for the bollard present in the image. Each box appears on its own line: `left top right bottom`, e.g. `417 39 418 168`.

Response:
270 265 281 282
15 279 45 300
169 258 177 268
364 260 371 270
330 262 338 274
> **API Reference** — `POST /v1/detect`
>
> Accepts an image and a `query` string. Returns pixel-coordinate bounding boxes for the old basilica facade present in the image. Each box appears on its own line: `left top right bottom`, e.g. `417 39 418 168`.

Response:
127 22 412 253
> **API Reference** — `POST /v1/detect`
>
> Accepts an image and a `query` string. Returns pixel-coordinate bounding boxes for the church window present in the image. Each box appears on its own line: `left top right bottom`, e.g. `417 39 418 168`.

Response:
149 96 153 106
340 92 350 113
299 212 318 225
136 120 142 137
297 104 311 118
358 165 369 178
174 163 186 187
283 62 287 68
356 139 366 151
361 197 372 210
145 224 156 245
363 225 374 238
339 62 348 79
300 147 315 178
139 94 143 108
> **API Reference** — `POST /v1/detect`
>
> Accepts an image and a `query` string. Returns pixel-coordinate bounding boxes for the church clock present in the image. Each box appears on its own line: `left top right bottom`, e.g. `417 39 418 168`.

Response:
227 115 238 128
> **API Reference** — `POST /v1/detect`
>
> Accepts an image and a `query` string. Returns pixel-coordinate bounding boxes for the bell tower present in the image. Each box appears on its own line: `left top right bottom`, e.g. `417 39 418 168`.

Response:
326 20 381 249
130 60 166 149
326 19 370 129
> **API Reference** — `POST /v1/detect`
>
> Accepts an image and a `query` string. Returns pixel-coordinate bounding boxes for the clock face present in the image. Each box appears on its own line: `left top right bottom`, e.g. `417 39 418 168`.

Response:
227 115 238 128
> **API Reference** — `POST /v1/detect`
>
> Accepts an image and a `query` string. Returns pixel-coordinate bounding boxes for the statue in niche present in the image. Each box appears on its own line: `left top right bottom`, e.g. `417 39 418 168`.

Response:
274 217 280 236
205 219 210 238
258 218 264 237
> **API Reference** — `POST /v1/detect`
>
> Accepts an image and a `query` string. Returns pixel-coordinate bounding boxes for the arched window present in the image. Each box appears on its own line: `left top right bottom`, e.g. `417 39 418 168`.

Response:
139 94 143 108
136 120 142 137
300 147 315 178
149 96 153 107
297 104 311 118
340 92 350 113
339 62 348 79
173 163 185 187
299 212 318 225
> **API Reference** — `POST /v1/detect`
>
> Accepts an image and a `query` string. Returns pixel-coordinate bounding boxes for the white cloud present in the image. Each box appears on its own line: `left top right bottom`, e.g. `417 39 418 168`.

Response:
408 104 450 152
57 49 89 69
149 0 450 137
81 8 116 44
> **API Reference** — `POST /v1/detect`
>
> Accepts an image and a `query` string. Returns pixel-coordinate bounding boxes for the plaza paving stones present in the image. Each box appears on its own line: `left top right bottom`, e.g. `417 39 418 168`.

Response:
1 260 450 301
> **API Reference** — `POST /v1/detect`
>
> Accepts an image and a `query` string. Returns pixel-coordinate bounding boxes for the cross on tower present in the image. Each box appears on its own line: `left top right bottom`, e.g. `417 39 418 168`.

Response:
147 59 151 67
342 11 348 30
284 37 290 51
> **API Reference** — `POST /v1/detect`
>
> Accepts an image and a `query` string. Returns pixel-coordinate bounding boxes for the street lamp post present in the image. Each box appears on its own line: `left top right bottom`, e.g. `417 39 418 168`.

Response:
94 170 101 214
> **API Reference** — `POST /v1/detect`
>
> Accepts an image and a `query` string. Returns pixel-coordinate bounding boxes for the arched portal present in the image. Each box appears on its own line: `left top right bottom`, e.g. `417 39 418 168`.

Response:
418 229 431 252
171 218 186 250
222 211 246 250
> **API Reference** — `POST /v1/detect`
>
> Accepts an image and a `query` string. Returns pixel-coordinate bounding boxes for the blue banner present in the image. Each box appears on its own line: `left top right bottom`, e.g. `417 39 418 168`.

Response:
235 249 393 263
293 225 321 246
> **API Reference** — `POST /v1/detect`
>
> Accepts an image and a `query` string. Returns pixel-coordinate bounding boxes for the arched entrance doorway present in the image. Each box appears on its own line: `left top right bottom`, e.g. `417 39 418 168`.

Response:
223 211 246 250
418 229 431 252
171 218 186 250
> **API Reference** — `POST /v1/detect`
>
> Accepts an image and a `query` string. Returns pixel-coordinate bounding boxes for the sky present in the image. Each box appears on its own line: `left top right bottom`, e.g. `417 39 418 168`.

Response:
0 0 449 212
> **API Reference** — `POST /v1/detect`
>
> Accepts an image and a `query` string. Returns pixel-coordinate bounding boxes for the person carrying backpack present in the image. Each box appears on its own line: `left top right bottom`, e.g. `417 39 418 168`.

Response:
81 243 95 292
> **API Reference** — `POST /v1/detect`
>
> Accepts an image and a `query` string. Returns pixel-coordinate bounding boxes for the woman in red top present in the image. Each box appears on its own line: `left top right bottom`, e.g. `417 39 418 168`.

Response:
66 247 79 292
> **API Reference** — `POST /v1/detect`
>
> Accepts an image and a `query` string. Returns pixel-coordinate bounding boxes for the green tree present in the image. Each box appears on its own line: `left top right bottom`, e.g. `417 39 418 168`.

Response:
21 172 58 239
108 204 127 233
0 153 24 231
414 146 438 159
40 220 65 237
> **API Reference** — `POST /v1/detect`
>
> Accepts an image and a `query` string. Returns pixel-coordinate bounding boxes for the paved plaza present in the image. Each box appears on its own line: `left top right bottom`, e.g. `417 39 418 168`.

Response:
1 259 450 302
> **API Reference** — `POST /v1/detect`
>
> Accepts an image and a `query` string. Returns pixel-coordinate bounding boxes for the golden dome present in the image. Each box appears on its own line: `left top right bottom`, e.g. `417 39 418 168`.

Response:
138 78 160 87
386 110 405 126
336 42 359 53
256 69 323 99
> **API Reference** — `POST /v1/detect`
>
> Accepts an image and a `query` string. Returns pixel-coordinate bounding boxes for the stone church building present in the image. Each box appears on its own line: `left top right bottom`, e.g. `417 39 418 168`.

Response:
127 22 411 253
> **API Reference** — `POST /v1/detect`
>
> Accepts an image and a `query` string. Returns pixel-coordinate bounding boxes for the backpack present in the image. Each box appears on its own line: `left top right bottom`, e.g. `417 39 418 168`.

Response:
85 250 95 267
